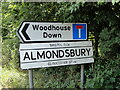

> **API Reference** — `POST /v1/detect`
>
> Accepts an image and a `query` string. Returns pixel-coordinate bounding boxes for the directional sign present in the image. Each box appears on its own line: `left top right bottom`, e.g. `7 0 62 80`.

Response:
19 41 94 69
17 22 87 42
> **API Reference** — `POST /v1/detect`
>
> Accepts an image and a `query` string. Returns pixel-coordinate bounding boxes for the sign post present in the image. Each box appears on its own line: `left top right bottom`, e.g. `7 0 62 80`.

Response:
28 69 34 89
17 21 93 89
81 65 84 88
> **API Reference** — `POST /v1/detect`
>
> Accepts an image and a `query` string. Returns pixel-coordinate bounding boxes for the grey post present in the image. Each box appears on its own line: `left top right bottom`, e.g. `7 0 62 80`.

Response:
81 65 84 88
28 69 34 89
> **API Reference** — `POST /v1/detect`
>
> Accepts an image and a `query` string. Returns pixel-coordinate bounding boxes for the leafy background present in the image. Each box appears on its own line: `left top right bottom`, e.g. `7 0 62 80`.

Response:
1 1 120 88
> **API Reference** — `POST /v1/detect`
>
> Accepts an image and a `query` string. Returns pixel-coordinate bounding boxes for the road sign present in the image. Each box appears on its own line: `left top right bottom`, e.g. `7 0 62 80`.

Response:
73 24 87 39
19 41 94 69
17 22 87 42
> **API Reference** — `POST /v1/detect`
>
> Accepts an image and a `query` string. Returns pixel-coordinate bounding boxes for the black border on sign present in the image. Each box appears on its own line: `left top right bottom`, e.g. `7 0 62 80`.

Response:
17 21 88 43
17 21 24 43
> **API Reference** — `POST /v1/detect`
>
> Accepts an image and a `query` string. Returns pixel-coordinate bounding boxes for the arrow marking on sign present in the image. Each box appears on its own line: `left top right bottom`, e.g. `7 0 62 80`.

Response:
21 23 30 40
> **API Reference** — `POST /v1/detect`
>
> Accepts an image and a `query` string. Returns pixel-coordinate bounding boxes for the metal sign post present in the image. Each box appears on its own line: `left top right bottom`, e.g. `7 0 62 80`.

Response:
28 69 34 89
81 65 84 88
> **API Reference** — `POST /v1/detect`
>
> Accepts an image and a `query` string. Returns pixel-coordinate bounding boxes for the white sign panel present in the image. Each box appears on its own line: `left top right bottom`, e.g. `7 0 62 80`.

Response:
17 22 87 42
19 41 94 69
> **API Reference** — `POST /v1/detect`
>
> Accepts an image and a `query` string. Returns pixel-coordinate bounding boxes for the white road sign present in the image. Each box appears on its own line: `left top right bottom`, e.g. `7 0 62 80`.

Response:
19 41 94 69
17 22 87 42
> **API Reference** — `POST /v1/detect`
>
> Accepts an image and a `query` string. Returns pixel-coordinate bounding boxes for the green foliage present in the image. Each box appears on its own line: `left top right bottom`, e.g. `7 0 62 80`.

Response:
33 65 81 88
2 38 19 69
85 58 120 88
1 1 120 88
1 68 28 88
99 27 120 58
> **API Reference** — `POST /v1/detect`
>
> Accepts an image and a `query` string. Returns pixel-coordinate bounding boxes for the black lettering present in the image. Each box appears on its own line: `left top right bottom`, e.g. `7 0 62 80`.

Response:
52 25 56 30
32 25 71 31
58 34 62 38
40 26 43 30
64 26 68 30
81 49 86 56
56 26 59 30
65 49 70 57
31 52 36 60
37 51 45 59
49 33 52 38
32 25 39 30
43 32 47 38
59 26 64 30
46 51 52 59
51 62 57 65
59 50 64 58
64 61 68 64
53 33 62 38
75 49 80 56
48 25 51 30
86 48 91 56
70 49 75 57
43 32 62 38
68 26 71 31
23 52 30 60
44 26 47 30
52 50 58 58
48 62 51 65
52 34 58 38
